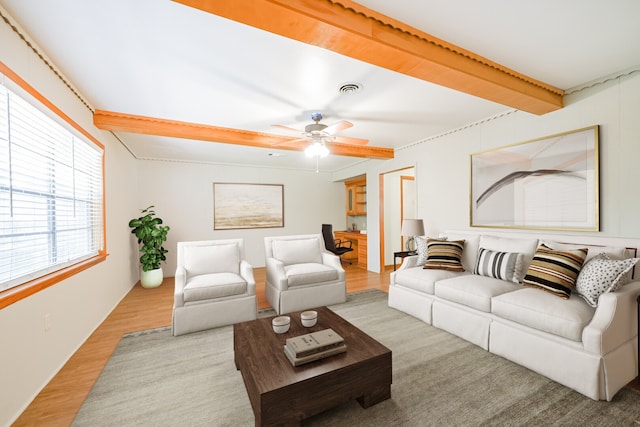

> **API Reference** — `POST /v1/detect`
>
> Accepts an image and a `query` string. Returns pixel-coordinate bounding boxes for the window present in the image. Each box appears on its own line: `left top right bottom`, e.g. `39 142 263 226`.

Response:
0 65 105 299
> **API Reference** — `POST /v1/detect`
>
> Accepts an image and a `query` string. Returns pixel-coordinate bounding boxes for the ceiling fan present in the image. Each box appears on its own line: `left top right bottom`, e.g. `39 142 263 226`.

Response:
272 113 369 172
272 113 369 147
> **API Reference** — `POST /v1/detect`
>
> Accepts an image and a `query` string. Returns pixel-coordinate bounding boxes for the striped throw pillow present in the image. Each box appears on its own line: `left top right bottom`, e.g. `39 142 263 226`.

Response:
474 247 521 283
522 244 588 299
423 238 465 272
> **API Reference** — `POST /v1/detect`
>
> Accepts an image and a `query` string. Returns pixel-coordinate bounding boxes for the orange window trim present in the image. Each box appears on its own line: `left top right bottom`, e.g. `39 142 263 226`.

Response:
0 61 108 310
0 253 108 310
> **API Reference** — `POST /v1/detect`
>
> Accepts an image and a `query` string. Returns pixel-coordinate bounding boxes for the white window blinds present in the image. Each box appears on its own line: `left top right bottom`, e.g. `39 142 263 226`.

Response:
0 80 104 291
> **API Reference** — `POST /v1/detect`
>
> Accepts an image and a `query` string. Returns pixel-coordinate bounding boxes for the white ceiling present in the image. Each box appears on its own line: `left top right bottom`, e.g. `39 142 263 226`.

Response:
2 0 640 173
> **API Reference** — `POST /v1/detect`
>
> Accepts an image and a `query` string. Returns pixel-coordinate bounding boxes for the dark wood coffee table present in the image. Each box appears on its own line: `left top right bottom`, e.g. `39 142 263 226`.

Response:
233 306 392 427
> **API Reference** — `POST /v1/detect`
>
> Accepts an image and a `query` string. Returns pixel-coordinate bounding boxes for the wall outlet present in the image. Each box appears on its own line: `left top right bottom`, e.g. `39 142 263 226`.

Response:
44 314 51 332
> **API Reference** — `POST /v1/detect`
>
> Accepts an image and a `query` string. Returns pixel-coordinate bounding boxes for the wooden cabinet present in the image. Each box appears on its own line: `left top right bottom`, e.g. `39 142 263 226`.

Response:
345 178 366 215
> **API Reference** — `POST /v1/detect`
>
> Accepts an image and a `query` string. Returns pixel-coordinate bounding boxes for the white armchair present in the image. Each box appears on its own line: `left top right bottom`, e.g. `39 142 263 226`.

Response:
172 239 257 336
264 234 347 314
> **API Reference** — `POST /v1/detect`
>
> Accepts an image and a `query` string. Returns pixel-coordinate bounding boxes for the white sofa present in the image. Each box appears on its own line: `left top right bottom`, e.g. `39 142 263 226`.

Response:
389 230 640 401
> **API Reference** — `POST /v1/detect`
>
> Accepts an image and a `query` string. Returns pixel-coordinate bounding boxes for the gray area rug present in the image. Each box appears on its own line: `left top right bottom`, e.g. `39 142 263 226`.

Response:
73 290 640 426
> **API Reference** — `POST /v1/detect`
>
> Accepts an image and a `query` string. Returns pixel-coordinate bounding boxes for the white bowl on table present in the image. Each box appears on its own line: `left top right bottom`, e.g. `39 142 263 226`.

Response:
272 316 290 333
301 310 318 327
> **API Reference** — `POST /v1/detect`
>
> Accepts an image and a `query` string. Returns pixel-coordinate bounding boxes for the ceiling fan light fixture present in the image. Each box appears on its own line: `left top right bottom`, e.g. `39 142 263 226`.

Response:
305 141 329 158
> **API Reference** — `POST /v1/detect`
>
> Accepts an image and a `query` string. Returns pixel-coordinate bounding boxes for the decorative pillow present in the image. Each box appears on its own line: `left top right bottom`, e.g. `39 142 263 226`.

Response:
478 235 539 282
415 236 429 266
474 247 522 283
415 236 446 266
422 238 465 272
575 253 639 307
522 244 588 299
440 232 480 272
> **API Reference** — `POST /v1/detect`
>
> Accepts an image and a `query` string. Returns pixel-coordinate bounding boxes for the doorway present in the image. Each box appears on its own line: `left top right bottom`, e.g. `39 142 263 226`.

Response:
379 167 416 270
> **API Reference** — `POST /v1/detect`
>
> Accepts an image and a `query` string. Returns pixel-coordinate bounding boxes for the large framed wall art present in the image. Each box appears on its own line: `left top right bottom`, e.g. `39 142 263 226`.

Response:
470 126 599 231
213 183 284 230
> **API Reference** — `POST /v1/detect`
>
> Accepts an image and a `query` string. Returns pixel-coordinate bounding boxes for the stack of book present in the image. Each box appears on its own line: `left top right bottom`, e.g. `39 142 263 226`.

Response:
283 328 347 366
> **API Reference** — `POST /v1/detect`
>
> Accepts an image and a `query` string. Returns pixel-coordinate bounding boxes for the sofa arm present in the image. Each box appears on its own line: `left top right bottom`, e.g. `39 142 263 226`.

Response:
266 257 288 290
582 281 640 355
174 266 187 308
398 255 420 270
390 255 420 286
321 251 346 279
240 260 256 295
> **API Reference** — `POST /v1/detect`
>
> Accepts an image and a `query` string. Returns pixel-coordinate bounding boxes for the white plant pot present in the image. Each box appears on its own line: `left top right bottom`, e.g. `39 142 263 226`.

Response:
140 267 163 288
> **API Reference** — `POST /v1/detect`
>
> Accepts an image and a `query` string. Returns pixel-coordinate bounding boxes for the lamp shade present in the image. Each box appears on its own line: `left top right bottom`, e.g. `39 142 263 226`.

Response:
401 219 425 237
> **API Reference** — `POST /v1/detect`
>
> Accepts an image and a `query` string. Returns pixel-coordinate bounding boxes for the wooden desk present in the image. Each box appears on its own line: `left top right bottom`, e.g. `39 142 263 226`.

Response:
334 231 367 269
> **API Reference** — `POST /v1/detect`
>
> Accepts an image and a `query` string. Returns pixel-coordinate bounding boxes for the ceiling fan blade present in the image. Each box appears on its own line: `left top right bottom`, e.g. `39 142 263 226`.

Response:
271 124 302 134
270 137 308 148
323 120 353 135
333 135 369 145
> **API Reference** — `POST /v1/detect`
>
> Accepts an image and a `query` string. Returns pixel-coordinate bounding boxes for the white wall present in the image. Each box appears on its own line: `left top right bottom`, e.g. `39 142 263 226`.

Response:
406 72 640 239
334 70 640 272
0 14 140 427
136 160 345 271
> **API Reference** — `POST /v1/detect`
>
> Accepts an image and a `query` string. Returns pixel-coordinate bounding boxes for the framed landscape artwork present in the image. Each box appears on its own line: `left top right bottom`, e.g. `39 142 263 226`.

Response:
470 125 599 231
213 183 284 230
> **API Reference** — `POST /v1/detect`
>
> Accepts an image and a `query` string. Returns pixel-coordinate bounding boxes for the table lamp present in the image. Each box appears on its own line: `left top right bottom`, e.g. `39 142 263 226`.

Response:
401 219 425 252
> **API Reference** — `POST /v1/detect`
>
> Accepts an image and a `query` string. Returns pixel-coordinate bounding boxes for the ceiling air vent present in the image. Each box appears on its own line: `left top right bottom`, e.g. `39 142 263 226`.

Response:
338 82 363 94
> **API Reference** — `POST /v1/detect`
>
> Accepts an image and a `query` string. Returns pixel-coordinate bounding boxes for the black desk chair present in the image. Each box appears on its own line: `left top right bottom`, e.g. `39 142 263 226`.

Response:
322 224 354 264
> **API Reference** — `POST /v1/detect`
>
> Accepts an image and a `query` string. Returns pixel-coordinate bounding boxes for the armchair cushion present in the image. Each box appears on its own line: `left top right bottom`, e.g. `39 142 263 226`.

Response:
183 272 247 303
272 238 322 265
184 244 240 275
285 263 338 287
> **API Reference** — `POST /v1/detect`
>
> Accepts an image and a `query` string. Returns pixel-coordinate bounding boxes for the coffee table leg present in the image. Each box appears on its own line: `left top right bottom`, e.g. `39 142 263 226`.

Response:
357 384 391 408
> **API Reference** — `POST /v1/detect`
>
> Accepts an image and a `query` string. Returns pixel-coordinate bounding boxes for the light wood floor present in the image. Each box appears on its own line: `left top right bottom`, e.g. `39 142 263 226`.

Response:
13 264 391 427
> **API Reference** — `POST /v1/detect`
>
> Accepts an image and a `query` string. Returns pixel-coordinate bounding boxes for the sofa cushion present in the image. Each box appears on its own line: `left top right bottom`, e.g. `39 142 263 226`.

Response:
478 235 539 282
423 239 465 272
184 243 240 276
394 267 469 294
474 247 522 283
183 272 247 302
272 238 322 265
491 288 595 341
575 254 639 307
284 263 338 287
435 275 521 312
522 244 588 299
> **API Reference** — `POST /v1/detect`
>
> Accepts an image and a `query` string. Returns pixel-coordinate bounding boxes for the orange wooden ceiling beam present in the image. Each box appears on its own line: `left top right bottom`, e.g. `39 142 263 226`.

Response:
174 0 563 115
93 110 394 159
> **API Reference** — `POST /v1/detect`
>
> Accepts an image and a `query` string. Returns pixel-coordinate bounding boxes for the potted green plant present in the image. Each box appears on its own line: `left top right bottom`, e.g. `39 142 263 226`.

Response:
128 205 170 288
